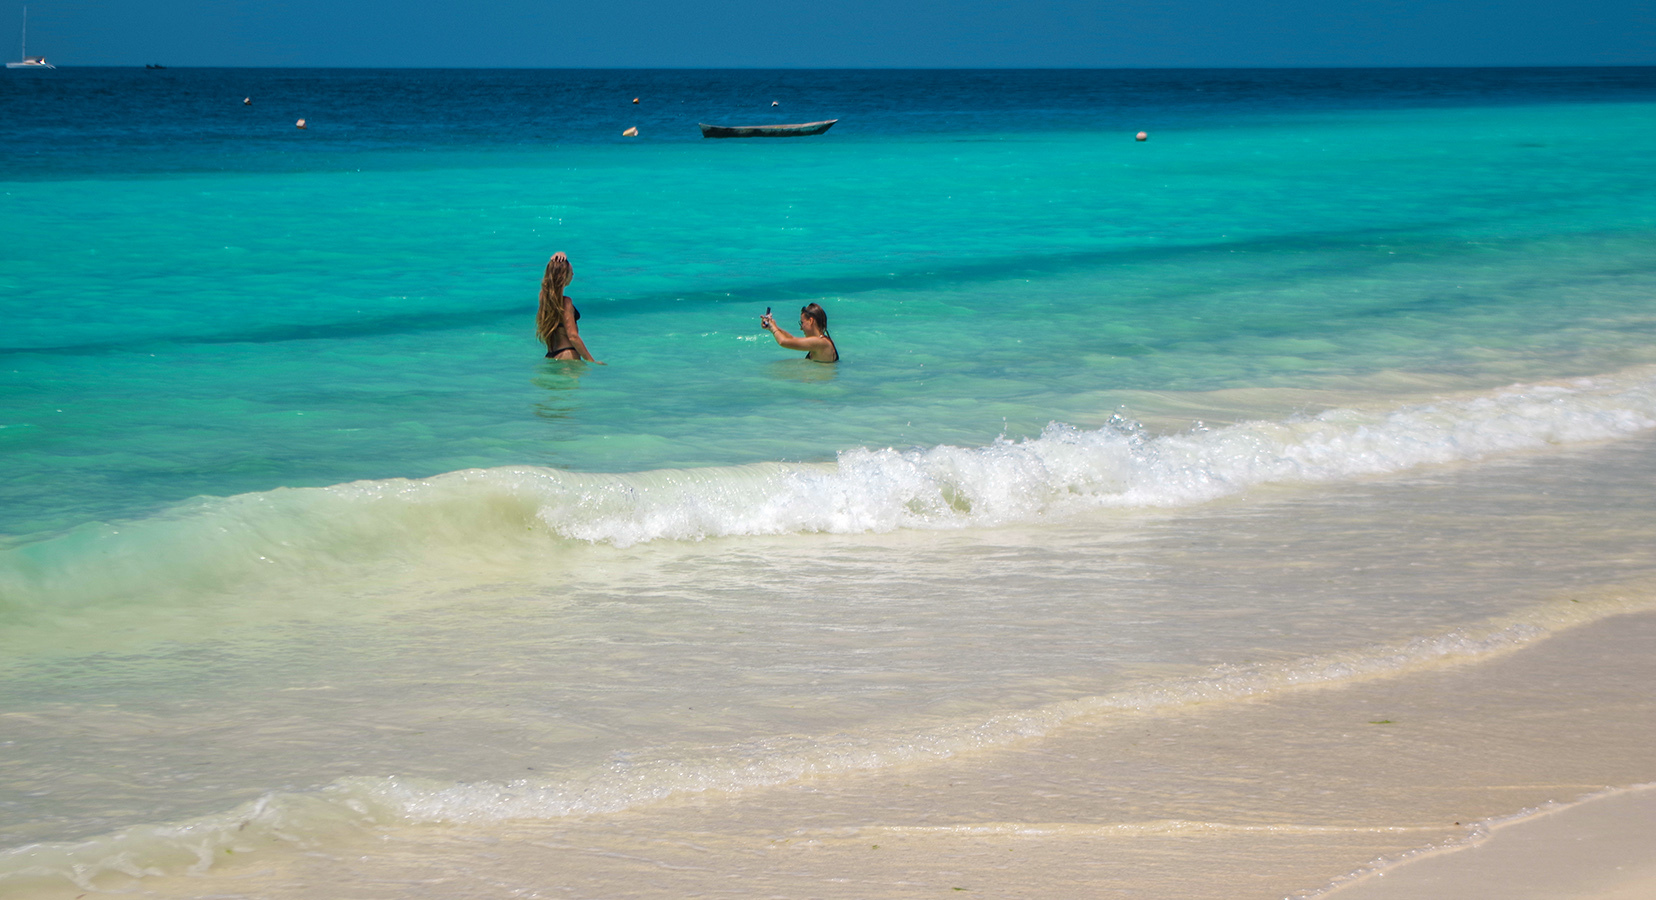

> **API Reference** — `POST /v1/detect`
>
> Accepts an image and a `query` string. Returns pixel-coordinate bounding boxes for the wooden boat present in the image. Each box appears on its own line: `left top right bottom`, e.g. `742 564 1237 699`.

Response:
698 119 837 139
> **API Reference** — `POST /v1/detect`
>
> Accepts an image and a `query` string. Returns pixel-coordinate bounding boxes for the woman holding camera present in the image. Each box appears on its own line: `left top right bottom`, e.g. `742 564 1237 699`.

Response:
761 302 839 362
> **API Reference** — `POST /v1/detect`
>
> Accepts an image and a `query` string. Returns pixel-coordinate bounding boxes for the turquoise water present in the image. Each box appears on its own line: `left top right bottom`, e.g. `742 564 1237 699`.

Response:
4 71 1655 537
4 69 1656 896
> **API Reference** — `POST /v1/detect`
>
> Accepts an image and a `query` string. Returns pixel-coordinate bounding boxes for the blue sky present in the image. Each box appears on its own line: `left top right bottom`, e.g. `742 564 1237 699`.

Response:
5 0 1653 67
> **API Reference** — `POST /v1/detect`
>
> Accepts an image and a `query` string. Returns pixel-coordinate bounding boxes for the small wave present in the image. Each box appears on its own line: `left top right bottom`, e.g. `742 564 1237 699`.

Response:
866 820 1447 837
4 367 1656 619
4 589 1652 893
1295 781 1656 899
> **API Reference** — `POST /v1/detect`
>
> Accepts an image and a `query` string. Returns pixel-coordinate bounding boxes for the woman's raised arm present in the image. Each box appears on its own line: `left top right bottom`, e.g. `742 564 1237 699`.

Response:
762 316 832 355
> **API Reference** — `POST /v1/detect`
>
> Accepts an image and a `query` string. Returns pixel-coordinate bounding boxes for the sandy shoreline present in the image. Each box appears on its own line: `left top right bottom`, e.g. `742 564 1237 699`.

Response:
42 602 1653 900
10 434 1656 899
1325 783 1656 899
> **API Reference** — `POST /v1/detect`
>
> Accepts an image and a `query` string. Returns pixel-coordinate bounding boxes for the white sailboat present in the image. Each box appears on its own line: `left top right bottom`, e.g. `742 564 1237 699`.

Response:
7 7 55 69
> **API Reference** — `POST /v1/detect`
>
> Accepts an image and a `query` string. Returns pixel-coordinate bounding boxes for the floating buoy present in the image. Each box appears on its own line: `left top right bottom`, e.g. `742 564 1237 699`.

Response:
1136 131 1148 142
622 126 638 137
296 119 307 130
632 97 640 104
243 97 251 106
771 101 779 107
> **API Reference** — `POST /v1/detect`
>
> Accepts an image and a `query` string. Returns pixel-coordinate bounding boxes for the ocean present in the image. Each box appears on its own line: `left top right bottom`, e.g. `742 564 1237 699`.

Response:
2 67 1655 898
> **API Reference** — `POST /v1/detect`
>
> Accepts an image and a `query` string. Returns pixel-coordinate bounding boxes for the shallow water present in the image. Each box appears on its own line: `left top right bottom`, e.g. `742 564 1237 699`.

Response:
2 67 1655 895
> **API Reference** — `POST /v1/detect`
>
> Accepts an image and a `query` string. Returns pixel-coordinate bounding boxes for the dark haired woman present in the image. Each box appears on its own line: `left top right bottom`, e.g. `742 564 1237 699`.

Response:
761 302 839 362
535 252 602 363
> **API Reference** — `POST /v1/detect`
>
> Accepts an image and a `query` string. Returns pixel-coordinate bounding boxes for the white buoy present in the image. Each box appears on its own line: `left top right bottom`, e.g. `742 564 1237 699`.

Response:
622 126 638 137
243 97 251 106
1136 131 1148 142
296 119 307 130
771 101 779 107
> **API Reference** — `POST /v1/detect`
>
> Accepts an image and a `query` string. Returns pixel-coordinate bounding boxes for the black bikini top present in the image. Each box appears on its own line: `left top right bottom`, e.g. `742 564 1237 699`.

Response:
807 334 839 362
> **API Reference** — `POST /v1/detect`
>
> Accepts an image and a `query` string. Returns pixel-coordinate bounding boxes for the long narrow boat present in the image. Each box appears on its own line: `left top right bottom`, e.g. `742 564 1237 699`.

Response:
698 119 837 139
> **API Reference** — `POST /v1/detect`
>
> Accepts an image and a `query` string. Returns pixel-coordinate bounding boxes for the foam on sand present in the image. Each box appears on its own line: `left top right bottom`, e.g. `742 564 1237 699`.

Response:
1313 784 1656 900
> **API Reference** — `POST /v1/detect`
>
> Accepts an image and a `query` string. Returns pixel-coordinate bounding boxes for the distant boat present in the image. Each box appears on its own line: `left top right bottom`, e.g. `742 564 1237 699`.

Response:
7 7 53 69
145 63 166 69
6 7 53 69
698 119 838 139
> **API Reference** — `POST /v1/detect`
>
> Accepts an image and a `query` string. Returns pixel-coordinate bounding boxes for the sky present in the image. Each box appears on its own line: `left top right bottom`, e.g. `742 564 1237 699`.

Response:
3 0 1653 67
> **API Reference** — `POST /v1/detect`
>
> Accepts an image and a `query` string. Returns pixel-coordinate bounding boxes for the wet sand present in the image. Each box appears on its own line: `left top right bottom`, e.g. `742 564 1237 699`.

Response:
74 604 1656 900
1326 784 1656 900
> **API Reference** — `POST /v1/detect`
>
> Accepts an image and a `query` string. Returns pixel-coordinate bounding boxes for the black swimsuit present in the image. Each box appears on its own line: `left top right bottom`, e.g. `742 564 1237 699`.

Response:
807 334 839 363
545 304 581 358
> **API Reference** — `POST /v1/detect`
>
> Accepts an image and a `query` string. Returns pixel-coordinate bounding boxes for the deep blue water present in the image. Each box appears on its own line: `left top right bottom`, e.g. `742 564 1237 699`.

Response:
5 67 1654 175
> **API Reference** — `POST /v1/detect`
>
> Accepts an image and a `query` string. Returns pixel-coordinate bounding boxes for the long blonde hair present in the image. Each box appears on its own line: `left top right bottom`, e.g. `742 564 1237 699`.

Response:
535 252 574 346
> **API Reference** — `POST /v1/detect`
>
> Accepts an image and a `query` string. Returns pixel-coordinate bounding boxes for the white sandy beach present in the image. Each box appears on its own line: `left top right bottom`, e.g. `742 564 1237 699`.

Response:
27 594 1651 900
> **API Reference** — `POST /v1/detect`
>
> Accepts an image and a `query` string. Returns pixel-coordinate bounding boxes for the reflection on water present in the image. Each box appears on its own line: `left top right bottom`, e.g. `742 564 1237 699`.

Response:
531 359 587 423
766 359 840 384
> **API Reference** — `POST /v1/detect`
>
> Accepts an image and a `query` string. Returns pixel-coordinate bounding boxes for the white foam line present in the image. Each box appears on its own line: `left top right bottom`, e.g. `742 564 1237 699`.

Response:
534 367 1656 546
863 821 1448 838
1294 782 1656 900
7 367 1656 618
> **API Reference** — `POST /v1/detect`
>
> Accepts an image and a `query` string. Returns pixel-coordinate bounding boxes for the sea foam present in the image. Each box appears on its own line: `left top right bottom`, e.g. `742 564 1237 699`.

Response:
4 368 1656 620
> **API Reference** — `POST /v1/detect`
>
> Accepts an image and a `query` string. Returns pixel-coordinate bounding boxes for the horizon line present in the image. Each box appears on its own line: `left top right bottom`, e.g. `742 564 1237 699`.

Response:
26 63 1656 71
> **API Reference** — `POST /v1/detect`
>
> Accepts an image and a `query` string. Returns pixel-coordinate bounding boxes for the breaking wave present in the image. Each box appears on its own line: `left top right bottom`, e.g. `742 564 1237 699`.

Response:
4 367 1656 618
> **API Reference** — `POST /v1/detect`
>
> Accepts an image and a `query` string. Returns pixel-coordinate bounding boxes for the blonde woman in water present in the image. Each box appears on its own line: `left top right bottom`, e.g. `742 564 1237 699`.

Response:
535 252 602 363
